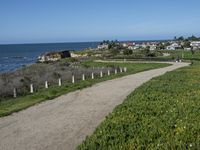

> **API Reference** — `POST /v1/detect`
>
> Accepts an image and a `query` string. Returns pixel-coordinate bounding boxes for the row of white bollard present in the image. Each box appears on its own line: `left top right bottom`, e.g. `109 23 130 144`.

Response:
13 67 127 98
64 67 127 84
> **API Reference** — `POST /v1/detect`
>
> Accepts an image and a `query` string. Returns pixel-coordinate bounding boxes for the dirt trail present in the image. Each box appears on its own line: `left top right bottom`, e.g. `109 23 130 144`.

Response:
0 62 189 150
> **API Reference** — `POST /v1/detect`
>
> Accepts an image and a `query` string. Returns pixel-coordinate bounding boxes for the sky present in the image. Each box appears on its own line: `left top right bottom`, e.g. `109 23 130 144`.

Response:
0 0 200 44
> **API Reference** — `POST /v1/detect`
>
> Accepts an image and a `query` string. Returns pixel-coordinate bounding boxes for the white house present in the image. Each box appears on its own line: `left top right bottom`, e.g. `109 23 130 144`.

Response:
98 44 109 50
133 44 141 50
190 41 200 47
166 43 181 50
128 46 134 50
150 45 157 51
122 43 128 48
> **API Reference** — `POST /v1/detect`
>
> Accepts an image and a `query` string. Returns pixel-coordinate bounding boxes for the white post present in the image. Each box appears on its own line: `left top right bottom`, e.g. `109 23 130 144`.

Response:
72 75 75 83
108 70 110 76
92 72 94 79
30 84 34 93
115 69 117 74
82 74 85 81
45 81 48 89
124 67 127 72
100 71 103 78
58 78 62 86
120 68 123 73
13 88 17 98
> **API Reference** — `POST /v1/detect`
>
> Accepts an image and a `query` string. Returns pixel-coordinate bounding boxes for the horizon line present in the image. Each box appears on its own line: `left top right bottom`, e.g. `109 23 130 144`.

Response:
0 39 173 46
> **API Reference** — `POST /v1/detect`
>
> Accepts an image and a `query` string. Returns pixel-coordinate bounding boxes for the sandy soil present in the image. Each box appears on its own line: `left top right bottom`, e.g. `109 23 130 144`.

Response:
0 62 189 150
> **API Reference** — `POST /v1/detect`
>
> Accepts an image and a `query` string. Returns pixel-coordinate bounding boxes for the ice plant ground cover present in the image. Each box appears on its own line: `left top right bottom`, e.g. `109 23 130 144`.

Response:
78 61 200 149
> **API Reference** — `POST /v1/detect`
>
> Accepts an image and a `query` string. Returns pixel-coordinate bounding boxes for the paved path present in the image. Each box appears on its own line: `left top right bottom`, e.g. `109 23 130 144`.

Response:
0 62 189 150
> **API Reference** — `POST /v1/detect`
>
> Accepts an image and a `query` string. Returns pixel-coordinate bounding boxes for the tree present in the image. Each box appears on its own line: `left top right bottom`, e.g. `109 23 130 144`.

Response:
174 36 177 41
178 36 184 41
165 42 171 47
188 35 199 41
142 46 150 57
157 43 165 50
183 40 191 48
123 49 133 55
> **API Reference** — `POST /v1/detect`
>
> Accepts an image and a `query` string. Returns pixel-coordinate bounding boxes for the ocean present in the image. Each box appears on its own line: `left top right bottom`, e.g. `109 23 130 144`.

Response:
0 42 99 73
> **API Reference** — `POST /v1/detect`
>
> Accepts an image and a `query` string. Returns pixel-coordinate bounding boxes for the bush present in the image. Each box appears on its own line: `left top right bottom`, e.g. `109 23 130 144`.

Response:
123 49 133 55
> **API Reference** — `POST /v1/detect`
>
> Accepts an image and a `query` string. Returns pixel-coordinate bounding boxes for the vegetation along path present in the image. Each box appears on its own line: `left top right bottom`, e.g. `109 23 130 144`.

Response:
0 62 189 150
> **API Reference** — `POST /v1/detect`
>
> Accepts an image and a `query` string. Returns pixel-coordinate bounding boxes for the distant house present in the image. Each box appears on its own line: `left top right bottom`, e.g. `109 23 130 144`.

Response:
98 44 109 50
38 50 71 62
150 45 157 51
190 41 200 47
190 41 200 50
141 43 147 48
71 52 88 58
133 44 142 50
128 46 134 50
122 43 128 48
122 42 135 48
166 43 181 50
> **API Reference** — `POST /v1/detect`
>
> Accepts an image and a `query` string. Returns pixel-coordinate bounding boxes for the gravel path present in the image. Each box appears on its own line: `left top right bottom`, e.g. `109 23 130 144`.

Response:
0 62 189 150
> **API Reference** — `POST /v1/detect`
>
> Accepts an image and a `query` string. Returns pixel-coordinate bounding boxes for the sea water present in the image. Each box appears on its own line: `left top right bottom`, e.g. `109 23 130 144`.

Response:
0 42 99 73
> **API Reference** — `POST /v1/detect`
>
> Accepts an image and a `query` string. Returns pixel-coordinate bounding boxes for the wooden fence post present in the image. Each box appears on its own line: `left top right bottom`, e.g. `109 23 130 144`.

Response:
115 69 117 74
92 72 94 79
108 70 110 76
45 81 48 89
13 88 17 98
100 71 103 78
58 78 62 86
120 68 123 73
82 74 85 81
124 67 127 72
72 75 75 83
30 84 34 93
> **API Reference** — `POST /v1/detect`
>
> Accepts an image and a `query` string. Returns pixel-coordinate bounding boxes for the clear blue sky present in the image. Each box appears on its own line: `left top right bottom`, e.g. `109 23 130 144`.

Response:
0 0 200 44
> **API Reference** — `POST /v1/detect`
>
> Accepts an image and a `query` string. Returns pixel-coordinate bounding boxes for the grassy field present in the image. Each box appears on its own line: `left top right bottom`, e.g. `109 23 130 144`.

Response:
0 61 169 117
103 49 200 62
78 62 200 149
160 50 200 61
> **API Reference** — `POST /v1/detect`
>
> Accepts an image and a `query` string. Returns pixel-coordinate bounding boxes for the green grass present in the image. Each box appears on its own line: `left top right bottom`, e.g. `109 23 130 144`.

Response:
0 61 170 117
78 61 200 150
161 50 200 61
106 49 200 62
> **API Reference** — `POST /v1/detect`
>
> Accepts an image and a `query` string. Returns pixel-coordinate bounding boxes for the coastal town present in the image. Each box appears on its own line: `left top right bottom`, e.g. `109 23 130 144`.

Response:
97 36 200 51
37 36 200 62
